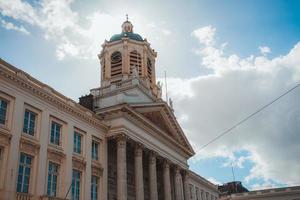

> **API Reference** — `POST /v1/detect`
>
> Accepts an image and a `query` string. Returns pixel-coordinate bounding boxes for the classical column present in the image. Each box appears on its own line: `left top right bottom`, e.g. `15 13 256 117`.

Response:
174 166 184 200
135 143 144 200
163 160 172 200
117 135 127 200
149 151 158 200
183 171 190 200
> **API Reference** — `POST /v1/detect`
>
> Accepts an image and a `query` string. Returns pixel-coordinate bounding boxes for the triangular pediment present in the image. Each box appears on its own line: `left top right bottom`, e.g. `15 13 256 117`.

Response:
130 102 195 156
141 111 174 138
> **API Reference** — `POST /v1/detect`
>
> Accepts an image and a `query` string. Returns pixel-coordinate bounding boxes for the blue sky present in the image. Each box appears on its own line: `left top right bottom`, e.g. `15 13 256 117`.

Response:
1 0 300 190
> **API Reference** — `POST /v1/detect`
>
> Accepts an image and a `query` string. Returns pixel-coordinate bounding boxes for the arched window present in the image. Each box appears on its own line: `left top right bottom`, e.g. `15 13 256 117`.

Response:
110 51 122 81
129 50 142 76
147 58 152 84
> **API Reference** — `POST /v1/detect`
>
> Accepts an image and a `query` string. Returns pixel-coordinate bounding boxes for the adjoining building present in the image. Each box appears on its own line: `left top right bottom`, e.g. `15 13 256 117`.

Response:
218 181 249 196
220 186 300 200
0 19 219 200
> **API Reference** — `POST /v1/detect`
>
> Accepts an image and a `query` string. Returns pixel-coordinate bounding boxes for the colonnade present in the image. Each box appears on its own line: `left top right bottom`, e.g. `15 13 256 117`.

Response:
115 135 190 200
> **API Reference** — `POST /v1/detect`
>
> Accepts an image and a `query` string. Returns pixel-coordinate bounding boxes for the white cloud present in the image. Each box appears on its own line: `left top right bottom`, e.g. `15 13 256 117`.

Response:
162 29 171 36
0 0 173 60
0 0 39 25
259 46 271 56
167 26 300 189
0 18 30 34
207 177 222 185
192 25 216 46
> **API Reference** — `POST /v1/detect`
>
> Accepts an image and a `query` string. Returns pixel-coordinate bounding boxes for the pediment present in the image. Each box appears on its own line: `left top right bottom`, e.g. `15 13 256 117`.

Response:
130 102 195 156
141 111 174 138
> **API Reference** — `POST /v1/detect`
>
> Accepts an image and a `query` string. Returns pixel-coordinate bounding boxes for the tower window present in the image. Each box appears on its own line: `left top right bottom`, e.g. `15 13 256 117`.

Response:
102 59 106 80
110 51 122 82
129 50 142 76
147 58 152 84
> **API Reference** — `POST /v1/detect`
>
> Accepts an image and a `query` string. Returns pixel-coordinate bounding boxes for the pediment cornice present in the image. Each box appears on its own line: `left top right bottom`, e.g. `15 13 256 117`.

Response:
95 103 195 157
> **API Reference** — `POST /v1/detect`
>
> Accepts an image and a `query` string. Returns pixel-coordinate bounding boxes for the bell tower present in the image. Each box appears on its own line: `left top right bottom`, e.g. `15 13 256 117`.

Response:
91 17 162 109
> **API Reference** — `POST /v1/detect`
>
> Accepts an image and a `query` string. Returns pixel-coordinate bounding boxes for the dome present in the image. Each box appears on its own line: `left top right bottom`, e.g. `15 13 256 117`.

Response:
109 18 144 42
109 32 144 42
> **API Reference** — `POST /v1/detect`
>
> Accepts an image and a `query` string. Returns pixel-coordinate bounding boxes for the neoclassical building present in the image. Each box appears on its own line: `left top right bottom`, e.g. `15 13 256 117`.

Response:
0 19 219 200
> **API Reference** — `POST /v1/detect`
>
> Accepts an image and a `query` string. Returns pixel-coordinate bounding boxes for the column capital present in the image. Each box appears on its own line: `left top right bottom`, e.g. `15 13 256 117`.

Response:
135 143 144 157
182 170 190 179
174 165 182 174
149 150 158 164
115 134 128 146
163 159 171 169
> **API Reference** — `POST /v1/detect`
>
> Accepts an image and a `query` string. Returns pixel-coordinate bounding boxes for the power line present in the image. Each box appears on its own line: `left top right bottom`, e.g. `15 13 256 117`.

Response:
199 83 300 151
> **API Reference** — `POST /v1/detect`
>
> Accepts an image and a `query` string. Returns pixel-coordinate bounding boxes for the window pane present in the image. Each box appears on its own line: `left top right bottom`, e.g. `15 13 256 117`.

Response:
23 110 36 136
47 162 59 197
0 99 8 125
50 122 61 145
73 132 82 154
17 153 32 193
72 169 81 200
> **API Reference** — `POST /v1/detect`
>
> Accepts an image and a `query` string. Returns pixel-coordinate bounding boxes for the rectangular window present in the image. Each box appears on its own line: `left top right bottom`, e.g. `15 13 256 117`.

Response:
91 141 99 161
50 122 61 145
23 109 36 136
16 153 32 193
73 132 82 154
91 175 98 200
0 99 8 125
72 169 81 200
47 162 59 197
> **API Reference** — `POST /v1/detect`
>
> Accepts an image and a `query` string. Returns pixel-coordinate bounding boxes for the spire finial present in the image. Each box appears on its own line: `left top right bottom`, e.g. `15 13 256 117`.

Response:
126 14 128 21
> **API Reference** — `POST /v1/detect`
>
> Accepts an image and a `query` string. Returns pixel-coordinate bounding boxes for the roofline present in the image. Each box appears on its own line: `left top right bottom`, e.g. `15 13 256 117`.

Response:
189 170 219 192
0 58 108 131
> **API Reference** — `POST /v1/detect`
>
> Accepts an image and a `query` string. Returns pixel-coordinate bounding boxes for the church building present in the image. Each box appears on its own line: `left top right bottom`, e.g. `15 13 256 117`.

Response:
0 18 219 200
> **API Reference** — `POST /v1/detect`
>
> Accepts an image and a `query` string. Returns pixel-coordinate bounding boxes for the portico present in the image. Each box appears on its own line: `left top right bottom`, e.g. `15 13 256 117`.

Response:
108 133 190 200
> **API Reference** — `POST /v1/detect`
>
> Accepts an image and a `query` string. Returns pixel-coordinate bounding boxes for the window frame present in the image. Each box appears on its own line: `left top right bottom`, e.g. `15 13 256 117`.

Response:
22 108 37 136
50 121 62 146
0 92 14 130
16 153 33 194
47 161 59 197
91 175 99 200
73 131 83 155
72 169 81 200
0 98 8 126
91 140 99 161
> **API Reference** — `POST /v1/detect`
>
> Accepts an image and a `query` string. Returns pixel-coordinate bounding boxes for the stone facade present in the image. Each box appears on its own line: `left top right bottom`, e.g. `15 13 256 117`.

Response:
0 19 220 200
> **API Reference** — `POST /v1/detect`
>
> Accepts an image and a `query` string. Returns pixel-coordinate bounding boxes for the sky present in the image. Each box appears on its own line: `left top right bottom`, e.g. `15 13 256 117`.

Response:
1 0 300 191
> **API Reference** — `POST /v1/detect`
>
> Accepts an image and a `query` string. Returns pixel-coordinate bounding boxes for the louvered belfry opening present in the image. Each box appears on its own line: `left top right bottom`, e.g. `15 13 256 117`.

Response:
102 59 106 80
110 51 122 83
129 50 142 77
147 58 152 85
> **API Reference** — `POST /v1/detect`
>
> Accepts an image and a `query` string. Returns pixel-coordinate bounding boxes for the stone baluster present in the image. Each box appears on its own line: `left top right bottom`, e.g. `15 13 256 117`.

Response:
149 151 158 200
135 143 144 200
117 135 127 200
163 160 172 200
